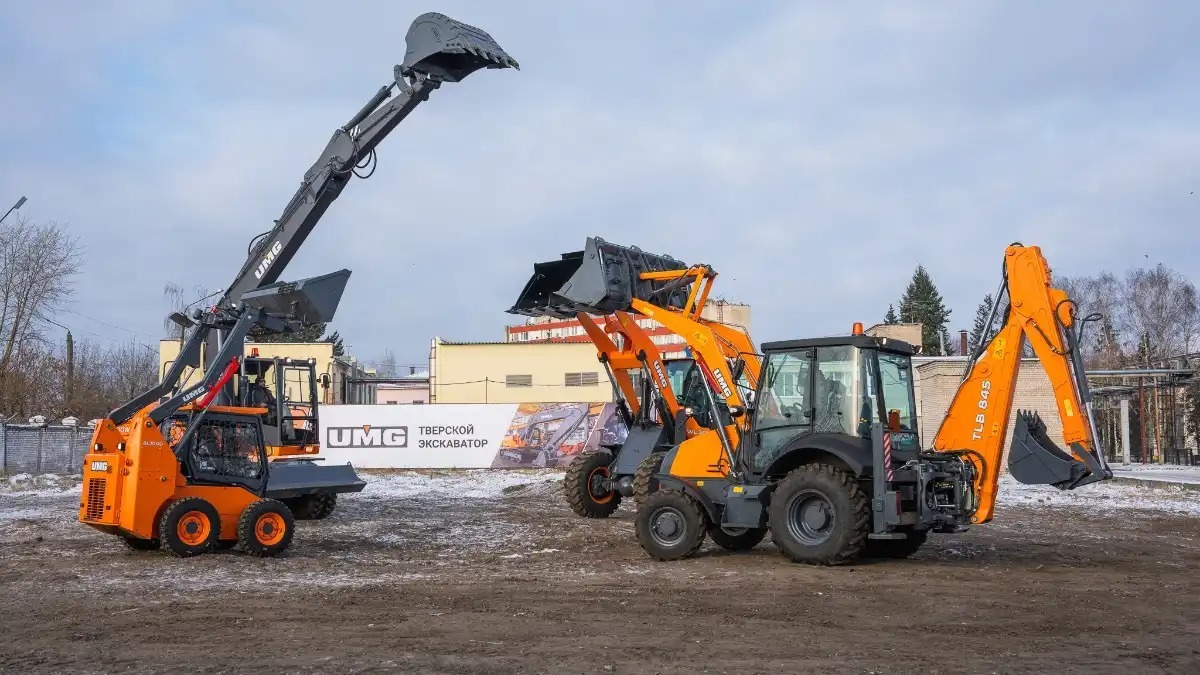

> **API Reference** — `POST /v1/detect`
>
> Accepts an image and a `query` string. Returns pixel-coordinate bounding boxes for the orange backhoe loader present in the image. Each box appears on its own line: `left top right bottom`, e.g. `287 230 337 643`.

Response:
78 13 518 558
512 238 1112 564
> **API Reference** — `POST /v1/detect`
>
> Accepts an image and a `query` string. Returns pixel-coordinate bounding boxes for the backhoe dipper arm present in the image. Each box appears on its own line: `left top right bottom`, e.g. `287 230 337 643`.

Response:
931 244 1112 524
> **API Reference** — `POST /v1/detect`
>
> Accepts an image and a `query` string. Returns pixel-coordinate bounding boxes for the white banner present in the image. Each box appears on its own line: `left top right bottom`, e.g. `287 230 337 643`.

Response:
318 404 521 468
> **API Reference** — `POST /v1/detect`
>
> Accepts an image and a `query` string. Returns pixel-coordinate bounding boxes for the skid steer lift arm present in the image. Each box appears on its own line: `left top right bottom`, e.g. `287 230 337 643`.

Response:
931 243 1113 524
108 13 518 428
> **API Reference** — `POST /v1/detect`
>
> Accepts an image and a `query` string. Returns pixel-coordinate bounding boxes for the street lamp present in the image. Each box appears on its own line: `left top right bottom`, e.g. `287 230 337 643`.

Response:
1 196 27 225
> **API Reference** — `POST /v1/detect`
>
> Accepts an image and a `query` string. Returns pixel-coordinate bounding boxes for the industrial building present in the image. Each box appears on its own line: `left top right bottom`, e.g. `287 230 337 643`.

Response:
428 338 613 404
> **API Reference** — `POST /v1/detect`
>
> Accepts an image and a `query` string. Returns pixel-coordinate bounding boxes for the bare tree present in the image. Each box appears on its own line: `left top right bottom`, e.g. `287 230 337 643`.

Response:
0 215 82 410
1122 264 1200 360
110 340 159 400
162 281 213 340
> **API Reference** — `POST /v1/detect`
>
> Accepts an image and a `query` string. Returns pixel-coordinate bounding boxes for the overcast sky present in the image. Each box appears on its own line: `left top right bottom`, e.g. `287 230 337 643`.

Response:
1 1 1197 370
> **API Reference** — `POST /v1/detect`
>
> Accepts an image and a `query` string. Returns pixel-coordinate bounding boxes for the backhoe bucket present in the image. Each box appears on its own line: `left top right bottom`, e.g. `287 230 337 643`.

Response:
1008 410 1106 490
508 237 693 319
240 269 351 325
402 12 519 82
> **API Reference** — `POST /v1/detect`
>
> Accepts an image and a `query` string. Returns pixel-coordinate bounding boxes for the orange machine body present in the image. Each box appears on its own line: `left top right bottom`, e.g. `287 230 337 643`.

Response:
79 405 268 542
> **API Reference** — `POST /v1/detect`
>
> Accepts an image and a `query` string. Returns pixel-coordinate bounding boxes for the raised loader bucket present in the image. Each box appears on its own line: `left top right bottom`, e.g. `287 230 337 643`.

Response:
508 237 694 319
403 12 519 82
240 269 352 325
1008 410 1109 490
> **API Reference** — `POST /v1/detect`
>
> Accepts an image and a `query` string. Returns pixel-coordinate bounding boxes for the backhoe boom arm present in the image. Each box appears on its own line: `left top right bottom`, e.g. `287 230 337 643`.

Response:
932 244 1112 523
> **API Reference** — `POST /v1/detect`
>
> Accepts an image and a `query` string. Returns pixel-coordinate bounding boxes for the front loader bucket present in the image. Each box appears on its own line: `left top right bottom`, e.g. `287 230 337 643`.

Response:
402 12 519 82
265 459 367 500
508 237 693 319
1008 410 1108 490
240 269 351 325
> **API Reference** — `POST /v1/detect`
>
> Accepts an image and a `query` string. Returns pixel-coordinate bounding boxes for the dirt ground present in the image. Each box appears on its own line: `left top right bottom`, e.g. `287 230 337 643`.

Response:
2 470 1200 675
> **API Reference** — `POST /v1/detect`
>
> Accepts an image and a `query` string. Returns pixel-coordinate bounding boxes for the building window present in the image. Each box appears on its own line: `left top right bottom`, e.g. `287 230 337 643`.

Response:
387 401 398 405
414 400 425 404
506 374 533 388
565 372 600 387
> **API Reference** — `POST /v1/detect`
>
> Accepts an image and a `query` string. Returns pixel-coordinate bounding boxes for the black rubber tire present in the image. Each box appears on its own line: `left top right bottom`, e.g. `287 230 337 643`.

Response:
864 529 928 559
564 450 621 518
237 498 295 558
632 451 665 506
159 497 221 558
768 464 869 566
707 524 768 551
288 493 337 520
121 536 161 552
635 489 707 561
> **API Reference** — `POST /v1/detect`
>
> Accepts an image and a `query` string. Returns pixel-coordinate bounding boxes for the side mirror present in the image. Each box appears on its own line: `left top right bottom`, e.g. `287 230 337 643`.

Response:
730 359 746 384
320 374 331 388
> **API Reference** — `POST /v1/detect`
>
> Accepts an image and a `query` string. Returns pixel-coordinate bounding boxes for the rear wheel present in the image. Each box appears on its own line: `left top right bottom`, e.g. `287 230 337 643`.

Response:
635 489 707 561
864 529 928 559
288 493 338 520
632 451 665 506
159 498 221 558
707 524 768 551
768 464 868 566
564 450 621 518
238 498 295 558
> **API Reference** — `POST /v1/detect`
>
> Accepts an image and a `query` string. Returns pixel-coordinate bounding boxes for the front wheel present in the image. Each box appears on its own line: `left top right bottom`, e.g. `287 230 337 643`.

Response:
768 464 868 566
635 489 707 561
237 498 296 558
564 450 621 518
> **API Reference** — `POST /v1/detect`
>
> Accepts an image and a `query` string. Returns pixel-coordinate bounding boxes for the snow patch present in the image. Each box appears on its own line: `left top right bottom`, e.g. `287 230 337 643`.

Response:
996 473 1200 516
357 469 565 500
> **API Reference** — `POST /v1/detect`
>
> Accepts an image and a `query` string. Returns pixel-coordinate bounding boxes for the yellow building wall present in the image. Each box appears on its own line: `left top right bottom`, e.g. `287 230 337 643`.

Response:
429 338 613 404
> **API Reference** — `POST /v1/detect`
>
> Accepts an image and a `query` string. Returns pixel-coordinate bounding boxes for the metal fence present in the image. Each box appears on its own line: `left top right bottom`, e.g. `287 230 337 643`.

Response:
0 423 95 475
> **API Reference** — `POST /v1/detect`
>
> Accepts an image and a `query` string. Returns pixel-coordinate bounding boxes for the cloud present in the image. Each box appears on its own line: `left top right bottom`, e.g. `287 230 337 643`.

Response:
0 0 1197 367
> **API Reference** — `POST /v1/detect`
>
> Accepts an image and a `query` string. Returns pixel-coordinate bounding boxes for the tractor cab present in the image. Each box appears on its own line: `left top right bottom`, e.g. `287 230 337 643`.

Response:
737 327 922 478
234 351 327 457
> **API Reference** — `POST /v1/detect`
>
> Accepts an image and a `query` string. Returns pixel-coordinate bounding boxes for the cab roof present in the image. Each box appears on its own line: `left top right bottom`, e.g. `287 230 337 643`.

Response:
762 334 916 355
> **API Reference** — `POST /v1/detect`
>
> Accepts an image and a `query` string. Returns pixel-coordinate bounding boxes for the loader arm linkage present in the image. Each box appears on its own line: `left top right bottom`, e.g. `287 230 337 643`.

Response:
509 237 761 474
931 243 1113 523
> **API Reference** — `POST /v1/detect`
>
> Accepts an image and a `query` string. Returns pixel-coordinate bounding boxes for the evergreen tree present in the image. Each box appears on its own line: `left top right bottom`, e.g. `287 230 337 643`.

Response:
897 265 952 355
248 323 345 356
968 293 999 354
884 304 898 325
324 330 345 357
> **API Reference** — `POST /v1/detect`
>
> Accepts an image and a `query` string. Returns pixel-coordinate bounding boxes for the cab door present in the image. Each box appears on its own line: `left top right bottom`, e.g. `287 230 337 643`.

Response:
745 348 814 474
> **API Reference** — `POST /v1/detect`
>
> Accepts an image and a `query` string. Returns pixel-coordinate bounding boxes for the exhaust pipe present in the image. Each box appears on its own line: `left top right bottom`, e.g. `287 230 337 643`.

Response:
1008 410 1111 490
508 237 695 319
402 12 519 83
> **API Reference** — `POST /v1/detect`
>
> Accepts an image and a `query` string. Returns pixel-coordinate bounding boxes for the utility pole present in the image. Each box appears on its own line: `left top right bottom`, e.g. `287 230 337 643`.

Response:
65 331 74 414
0 196 26 225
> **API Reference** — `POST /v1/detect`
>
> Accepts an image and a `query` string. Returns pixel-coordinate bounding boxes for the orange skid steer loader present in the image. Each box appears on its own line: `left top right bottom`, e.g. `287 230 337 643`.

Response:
79 12 519 557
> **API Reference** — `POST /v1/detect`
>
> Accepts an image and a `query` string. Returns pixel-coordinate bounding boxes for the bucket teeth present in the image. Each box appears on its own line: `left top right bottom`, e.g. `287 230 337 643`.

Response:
403 12 519 82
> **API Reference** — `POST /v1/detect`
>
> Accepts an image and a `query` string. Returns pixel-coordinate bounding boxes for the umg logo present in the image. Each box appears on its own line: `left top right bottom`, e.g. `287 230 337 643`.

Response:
327 425 408 449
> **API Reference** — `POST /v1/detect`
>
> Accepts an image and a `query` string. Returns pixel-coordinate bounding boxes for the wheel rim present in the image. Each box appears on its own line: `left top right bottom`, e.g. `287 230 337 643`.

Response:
176 511 211 546
255 512 286 546
648 506 688 548
587 465 614 504
785 489 835 546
